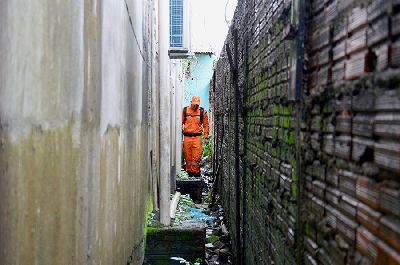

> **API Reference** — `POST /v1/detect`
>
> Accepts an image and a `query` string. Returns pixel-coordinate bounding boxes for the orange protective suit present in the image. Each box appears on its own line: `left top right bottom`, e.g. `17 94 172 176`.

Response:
182 103 209 175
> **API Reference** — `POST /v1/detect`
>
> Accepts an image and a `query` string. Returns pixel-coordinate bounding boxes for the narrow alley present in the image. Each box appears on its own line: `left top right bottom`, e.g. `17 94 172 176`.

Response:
1 0 400 265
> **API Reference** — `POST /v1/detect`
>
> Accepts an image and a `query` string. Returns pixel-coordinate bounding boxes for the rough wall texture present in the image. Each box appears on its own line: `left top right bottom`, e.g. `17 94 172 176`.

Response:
0 0 158 264
214 0 300 263
303 1 400 264
213 0 400 264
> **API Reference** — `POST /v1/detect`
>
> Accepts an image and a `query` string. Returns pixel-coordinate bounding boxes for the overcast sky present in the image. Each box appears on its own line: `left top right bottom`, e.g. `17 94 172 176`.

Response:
190 0 237 57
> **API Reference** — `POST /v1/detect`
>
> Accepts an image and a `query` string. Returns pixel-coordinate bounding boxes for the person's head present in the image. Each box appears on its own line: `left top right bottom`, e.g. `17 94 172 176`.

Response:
191 96 200 110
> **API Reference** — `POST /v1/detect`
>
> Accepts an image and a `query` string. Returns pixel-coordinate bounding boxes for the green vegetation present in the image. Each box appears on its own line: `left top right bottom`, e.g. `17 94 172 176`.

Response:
207 234 219 244
146 211 156 227
202 191 212 204
144 199 154 231
145 227 160 237
202 136 212 158
212 59 218 71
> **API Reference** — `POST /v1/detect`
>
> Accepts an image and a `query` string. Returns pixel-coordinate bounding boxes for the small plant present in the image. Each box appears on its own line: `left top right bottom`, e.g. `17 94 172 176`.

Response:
207 235 219 244
202 191 212 204
194 257 203 264
202 136 212 158
146 211 156 227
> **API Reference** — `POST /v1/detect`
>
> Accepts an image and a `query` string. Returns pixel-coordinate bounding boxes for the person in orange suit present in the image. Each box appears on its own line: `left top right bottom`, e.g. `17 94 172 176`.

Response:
182 96 209 177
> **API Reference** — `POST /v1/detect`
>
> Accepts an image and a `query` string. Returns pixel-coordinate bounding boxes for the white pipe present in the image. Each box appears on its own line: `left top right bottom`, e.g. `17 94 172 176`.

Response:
159 0 171 226
170 192 181 219
151 0 160 211
175 60 183 173
170 63 177 193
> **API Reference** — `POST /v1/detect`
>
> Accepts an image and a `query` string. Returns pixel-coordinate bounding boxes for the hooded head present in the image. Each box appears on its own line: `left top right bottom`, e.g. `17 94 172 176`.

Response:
191 96 200 109
191 96 200 105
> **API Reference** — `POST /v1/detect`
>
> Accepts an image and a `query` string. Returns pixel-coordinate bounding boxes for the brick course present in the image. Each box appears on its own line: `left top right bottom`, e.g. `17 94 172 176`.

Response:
212 0 400 264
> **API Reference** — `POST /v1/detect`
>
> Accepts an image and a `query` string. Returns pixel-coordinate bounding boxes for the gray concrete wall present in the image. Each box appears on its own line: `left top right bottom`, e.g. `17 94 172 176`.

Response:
0 0 159 264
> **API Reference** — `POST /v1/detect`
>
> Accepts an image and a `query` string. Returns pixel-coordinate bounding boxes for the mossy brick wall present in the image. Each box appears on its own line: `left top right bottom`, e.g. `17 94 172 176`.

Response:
214 0 299 264
213 0 400 264
303 0 400 264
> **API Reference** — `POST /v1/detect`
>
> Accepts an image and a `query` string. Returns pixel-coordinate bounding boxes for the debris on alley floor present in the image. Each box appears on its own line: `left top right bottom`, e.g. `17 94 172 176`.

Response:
200 156 213 192
146 194 211 227
194 156 233 264
204 205 233 265
176 172 204 203
145 157 233 265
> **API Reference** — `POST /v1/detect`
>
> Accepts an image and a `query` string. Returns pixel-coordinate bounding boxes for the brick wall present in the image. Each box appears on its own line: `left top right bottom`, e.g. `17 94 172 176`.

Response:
212 0 400 264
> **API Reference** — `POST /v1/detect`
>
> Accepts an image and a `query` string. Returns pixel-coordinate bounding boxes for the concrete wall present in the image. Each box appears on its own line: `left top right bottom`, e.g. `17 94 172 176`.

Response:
213 0 400 264
184 53 215 112
0 0 162 264
170 60 184 189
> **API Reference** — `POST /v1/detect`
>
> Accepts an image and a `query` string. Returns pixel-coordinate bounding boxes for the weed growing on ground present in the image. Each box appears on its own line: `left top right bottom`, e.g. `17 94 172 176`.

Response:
202 136 212 158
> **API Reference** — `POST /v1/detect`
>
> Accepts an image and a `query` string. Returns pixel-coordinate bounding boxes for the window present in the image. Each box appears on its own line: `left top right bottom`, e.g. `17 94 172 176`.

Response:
170 0 184 48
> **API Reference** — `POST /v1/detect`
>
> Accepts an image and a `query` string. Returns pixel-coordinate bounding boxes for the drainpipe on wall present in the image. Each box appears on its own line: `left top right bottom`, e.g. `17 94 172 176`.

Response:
170 65 177 193
175 61 183 175
159 0 171 226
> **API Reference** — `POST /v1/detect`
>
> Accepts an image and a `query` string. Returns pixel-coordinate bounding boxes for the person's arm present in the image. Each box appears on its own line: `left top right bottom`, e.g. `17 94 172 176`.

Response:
203 109 209 140
182 108 185 127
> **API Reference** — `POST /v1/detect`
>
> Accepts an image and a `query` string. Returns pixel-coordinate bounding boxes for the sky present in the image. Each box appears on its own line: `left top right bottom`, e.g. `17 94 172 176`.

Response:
190 0 237 57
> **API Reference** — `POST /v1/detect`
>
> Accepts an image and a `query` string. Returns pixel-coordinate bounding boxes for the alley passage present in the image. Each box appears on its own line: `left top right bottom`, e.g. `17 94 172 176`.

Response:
144 158 234 265
1 0 400 265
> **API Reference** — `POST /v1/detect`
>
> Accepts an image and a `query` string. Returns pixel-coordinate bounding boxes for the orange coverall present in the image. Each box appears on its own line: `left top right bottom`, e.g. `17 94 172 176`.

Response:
182 105 209 175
